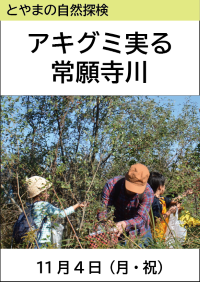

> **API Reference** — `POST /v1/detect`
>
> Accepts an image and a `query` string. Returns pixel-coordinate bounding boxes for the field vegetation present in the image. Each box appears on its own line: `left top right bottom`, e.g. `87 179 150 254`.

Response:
1 96 200 249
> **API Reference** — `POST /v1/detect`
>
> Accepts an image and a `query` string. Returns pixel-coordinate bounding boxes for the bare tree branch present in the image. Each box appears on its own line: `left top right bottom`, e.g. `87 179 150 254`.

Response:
1 184 22 213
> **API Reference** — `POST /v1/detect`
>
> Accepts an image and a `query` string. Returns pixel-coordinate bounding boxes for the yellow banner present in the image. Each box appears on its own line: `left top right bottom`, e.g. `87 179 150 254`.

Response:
0 0 199 20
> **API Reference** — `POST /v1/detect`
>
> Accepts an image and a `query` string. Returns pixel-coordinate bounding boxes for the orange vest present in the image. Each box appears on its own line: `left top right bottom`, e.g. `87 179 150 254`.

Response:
152 197 169 240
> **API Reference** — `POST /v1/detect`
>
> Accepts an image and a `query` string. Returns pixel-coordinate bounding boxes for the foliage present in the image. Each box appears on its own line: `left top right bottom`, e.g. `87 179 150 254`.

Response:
1 95 200 249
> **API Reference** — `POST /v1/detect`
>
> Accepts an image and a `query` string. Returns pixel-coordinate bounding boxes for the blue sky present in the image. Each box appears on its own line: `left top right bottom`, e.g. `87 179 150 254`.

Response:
152 95 200 116
2 95 200 152
149 95 200 148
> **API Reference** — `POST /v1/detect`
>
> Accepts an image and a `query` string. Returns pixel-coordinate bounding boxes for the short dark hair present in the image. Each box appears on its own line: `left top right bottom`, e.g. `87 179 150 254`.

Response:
148 172 165 193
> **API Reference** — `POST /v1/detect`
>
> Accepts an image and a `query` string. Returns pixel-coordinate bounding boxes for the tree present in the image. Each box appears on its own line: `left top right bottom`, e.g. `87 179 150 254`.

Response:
1 95 199 248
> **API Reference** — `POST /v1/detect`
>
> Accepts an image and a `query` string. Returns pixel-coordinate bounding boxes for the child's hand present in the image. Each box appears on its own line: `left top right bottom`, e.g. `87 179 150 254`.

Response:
169 206 176 214
186 189 193 195
172 196 181 203
79 201 89 208
182 189 193 197
73 201 88 210
177 203 183 211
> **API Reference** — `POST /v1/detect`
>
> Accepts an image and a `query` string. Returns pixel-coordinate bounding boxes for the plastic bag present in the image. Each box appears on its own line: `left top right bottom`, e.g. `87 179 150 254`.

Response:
51 222 64 248
165 207 187 247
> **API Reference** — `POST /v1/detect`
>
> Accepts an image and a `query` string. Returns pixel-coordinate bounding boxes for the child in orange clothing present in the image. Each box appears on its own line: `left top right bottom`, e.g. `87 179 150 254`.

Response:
148 172 180 239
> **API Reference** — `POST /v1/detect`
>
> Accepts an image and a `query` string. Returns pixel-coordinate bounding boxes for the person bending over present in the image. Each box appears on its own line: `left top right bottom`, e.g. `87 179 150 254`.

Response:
98 163 154 247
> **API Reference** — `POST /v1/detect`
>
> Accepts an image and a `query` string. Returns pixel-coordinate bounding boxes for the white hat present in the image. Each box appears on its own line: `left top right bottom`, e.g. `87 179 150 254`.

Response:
26 176 52 198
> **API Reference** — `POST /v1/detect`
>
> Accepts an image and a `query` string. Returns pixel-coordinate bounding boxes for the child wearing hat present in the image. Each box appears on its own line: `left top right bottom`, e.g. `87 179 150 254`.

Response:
26 176 85 248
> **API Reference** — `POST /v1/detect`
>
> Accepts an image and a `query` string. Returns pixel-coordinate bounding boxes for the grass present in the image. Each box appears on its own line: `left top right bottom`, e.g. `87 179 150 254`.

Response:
183 225 200 249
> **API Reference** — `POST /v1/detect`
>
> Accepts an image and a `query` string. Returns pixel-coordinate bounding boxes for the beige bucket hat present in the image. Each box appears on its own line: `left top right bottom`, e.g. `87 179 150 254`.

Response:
26 176 52 198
